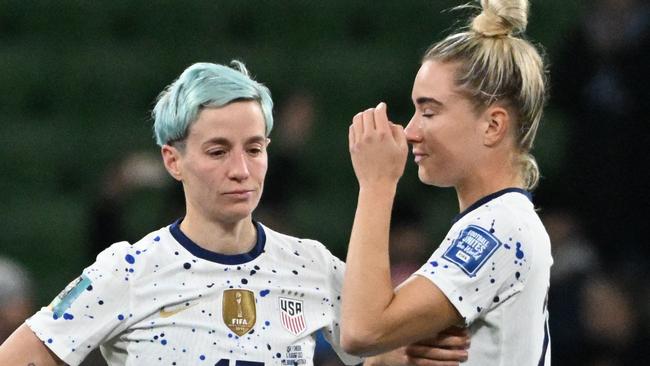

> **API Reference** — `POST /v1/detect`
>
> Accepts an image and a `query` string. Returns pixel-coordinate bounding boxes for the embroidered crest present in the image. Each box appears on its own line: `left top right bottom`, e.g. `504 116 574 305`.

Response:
279 297 306 335
222 289 256 336
443 225 501 277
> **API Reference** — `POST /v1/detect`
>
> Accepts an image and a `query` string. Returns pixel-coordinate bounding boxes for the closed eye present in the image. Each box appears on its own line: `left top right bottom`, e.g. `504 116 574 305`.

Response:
207 149 227 158
247 146 264 156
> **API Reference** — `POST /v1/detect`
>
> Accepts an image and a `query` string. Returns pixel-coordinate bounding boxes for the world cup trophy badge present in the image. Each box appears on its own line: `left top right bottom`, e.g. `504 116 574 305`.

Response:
222 289 256 336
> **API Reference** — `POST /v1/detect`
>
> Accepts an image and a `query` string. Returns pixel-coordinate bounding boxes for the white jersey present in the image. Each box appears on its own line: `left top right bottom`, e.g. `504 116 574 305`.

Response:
27 220 362 366
414 188 552 366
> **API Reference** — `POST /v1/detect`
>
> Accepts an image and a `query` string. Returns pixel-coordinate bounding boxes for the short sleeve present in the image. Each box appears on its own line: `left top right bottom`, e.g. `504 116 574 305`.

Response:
26 242 134 366
415 222 534 325
319 249 364 366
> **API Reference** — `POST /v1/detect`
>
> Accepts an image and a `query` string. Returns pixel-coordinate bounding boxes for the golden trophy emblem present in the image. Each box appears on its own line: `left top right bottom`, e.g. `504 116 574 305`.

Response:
222 289 256 336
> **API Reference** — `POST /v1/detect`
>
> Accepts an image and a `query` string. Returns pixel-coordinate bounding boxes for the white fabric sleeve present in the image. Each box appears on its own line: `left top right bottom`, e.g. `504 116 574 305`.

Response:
26 241 134 366
415 222 534 325
320 250 364 366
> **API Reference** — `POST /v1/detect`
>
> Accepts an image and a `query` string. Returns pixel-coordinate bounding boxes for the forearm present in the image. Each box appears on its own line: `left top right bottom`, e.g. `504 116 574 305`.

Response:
342 184 397 349
0 323 63 366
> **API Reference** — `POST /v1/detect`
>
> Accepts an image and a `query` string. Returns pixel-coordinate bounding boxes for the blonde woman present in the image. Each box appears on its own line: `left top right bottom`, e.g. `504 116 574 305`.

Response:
342 1 551 365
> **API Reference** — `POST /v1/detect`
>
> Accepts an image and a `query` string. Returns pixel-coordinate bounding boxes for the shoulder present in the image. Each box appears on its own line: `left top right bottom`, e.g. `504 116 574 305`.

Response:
89 225 175 280
456 192 544 241
260 224 344 268
448 192 550 269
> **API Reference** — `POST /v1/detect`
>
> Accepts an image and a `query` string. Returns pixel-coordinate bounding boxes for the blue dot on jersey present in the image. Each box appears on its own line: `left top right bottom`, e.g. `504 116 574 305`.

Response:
118 314 125 320
125 254 135 264
47 338 53 344
265 320 270 326
515 242 525 259
63 313 74 320
260 289 270 297
430 260 439 267
154 236 160 241
184 262 191 269
200 355 206 360
161 339 167 345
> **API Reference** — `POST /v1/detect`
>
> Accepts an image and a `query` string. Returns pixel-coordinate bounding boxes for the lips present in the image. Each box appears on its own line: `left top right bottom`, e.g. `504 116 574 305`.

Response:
412 150 428 163
223 189 255 198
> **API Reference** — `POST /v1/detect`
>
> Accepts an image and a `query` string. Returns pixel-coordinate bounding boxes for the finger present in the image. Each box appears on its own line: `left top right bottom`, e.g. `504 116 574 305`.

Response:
374 102 391 136
407 356 461 366
416 327 470 348
390 123 408 151
352 112 363 144
406 345 468 362
416 334 470 349
440 326 469 337
362 107 376 134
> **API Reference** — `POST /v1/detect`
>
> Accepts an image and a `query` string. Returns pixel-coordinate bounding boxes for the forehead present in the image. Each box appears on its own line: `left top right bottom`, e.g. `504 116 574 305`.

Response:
411 60 460 102
188 101 266 142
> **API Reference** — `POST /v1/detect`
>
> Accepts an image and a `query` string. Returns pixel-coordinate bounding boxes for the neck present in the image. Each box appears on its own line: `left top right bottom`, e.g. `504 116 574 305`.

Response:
180 211 257 255
455 155 523 212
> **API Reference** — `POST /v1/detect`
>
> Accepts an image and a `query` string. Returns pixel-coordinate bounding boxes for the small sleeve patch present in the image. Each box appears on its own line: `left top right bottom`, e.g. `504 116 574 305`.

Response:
443 225 501 277
49 275 92 319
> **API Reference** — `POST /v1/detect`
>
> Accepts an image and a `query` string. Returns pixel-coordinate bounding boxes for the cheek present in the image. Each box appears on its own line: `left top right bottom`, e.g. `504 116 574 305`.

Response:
251 159 268 182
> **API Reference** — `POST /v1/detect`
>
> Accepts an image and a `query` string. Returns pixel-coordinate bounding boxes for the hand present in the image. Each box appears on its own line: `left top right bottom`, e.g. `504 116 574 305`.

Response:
365 327 470 366
349 102 408 189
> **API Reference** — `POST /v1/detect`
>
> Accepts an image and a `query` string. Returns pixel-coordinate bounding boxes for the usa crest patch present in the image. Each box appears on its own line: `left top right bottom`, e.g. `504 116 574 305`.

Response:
443 225 501 277
279 297 306 335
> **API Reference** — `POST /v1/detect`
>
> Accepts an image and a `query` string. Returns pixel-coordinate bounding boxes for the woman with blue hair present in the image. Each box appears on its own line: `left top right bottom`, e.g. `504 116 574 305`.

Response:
1 61 468 366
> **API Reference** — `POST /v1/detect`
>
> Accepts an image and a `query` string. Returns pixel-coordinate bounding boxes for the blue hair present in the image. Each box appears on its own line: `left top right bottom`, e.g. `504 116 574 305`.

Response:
152 61 274 146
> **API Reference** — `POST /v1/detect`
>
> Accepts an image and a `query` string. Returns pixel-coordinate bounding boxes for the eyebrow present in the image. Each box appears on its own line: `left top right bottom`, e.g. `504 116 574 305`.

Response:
414 97 443 107
201 135 267 148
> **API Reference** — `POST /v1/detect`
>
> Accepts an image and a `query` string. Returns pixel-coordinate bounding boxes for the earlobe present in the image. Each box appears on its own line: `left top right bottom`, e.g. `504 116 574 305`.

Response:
161 145 183 181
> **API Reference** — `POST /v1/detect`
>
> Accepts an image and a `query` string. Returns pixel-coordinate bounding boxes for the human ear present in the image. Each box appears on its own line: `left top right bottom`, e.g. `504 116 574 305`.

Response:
161 145 183 181
483 106 511 147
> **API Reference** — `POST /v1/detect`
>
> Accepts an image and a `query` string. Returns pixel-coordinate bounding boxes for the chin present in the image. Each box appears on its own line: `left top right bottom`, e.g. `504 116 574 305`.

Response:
214 204 258 224
418 169 453 188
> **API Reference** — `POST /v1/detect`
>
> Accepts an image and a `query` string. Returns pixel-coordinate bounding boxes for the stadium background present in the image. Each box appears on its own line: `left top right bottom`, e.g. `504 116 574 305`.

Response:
1 1 648 365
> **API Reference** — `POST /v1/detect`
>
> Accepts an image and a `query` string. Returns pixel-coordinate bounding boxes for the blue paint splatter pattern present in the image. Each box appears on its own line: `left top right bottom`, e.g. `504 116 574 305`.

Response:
25 223 362 365
413 189 551 365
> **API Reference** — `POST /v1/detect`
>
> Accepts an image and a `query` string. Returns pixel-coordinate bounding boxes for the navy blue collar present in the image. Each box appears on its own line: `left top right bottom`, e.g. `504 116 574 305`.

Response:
452 188 532 224
169 218 266 265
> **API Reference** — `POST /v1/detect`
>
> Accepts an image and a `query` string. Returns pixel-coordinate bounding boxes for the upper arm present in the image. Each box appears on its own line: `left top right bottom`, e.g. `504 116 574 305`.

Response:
0 323 64 366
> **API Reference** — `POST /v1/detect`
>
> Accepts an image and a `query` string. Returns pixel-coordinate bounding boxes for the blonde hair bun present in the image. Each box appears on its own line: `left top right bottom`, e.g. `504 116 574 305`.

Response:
471 0 529 37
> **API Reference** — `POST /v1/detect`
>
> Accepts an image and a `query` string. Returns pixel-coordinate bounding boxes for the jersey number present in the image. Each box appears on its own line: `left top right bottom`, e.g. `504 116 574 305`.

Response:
215 359 264 366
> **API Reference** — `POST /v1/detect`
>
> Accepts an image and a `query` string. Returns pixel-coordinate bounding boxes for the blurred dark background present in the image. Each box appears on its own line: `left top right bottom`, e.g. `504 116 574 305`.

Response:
1 1 649 365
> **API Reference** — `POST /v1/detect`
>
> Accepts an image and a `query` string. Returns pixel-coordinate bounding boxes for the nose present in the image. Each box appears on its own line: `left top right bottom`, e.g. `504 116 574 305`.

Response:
227 151 250 182
404 115 422 143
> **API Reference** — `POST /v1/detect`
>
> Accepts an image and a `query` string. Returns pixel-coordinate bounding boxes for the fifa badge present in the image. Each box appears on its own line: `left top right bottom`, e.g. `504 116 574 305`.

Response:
222 289 256 336
279 297 306 335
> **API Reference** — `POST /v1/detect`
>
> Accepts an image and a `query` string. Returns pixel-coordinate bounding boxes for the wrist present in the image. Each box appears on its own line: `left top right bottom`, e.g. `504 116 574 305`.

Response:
358 182 398 196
